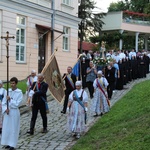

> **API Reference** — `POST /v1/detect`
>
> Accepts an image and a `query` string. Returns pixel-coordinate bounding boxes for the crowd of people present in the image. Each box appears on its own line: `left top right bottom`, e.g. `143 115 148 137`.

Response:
81 49 150 93
0 48 150 149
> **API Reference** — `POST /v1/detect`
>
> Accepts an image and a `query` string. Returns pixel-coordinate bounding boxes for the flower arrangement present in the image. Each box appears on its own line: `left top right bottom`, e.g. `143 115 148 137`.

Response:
93 57 106 66
93 56 114 66
123 11 150 21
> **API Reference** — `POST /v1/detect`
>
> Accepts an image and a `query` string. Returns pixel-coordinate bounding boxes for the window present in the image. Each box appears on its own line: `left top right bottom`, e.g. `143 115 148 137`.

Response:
63 0 71 6
16 15 26 62
63 27 70 51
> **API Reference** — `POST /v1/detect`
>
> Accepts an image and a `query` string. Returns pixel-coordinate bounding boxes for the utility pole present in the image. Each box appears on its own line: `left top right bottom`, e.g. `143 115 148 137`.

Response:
51 0 55 54
79 0 85 54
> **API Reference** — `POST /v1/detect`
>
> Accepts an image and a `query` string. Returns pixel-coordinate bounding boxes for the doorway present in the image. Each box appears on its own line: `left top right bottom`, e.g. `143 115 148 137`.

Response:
38 33 46 73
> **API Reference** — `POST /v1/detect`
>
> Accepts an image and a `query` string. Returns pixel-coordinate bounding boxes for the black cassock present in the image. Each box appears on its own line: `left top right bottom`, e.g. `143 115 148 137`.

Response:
130 58 138 80
138 57 146 78
116 61 124 90
81 59 90 89
143 55 149 74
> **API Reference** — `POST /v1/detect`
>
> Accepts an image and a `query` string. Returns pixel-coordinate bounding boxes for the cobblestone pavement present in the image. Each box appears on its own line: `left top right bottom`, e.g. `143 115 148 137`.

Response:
0 74 150 150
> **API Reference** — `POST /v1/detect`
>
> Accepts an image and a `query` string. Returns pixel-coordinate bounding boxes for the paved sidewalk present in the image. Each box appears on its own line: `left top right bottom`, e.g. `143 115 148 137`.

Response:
0 74 150 150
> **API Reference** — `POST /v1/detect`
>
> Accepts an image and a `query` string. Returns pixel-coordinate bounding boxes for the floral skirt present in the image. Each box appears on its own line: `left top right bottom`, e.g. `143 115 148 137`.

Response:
67 101 86 133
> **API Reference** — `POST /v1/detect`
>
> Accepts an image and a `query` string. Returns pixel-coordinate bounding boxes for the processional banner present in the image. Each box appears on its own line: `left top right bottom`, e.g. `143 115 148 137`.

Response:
42 54 65 103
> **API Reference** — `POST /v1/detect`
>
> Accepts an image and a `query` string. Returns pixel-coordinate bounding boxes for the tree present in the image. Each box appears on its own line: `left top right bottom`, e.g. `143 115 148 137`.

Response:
106 0 150 51
108 1 128 12
78 0 105 53
130 0 150 13
108 0 150 14
144 3 150 14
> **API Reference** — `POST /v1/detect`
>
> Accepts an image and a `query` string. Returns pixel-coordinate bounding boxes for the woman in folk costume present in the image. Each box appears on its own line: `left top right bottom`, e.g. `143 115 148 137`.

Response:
26 70 38 106
67 81 88 139
1 77 23 150
91 70 110 117
0 80 6 133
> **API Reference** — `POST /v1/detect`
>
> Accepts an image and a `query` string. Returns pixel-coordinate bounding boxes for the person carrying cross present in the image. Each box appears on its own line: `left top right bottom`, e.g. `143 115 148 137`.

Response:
1 77 23 150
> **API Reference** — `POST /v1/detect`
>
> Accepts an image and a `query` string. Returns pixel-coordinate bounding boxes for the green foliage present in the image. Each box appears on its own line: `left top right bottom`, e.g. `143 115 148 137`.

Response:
144 3 150 14
108 0 150 14
90 32 131 50
108 1 128 12
130 0 150 13
4 80 27 94
71 80 150 150
78 0 105 42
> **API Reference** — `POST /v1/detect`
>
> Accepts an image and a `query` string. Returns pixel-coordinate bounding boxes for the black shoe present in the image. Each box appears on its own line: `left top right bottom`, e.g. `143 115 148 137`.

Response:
9 147 15 150
93 114 98 117
5 145 10 149
27 130 34 135
41 128 48 133
61 110 66 114
100 112 104 116
0 128 2 134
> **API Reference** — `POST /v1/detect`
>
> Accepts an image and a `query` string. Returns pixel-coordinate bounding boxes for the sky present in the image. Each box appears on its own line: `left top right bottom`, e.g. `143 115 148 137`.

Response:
94 0 119 12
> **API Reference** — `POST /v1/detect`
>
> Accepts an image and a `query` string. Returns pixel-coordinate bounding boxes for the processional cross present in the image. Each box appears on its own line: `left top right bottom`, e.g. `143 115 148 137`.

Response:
1 31 15 113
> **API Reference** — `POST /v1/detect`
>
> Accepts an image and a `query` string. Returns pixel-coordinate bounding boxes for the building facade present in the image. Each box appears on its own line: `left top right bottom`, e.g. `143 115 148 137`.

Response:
0 0 80 80
101 11 150 51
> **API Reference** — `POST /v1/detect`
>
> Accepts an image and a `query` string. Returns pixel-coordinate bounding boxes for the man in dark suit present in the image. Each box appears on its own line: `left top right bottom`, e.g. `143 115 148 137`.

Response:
61 66 76 114
105 62 115 100
27 73 48 135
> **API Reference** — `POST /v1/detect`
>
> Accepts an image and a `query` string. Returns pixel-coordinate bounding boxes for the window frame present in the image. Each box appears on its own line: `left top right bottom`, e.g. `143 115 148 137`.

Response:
62 26 70 52
16 15 26 63
62 0 71 6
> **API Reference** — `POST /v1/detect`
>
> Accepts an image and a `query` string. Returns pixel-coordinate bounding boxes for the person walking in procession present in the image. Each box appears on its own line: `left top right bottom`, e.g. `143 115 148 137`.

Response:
105 62 115 100
0 80 6 134
91 71 110 117
26 69 37 106
27 73 49 135
86 61 97 99
61 66 76 114
66 81 88 139
1 77 23 150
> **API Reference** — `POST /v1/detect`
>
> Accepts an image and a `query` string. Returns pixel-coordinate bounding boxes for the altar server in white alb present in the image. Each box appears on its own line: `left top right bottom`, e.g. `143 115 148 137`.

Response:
91 70 110 117
67 81 88 139
1 77 23 150
0 80 6 133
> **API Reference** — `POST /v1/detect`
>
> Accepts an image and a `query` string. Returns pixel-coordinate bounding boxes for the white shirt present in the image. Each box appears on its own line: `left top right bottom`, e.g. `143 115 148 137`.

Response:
1 88 23 148
26 76 38 88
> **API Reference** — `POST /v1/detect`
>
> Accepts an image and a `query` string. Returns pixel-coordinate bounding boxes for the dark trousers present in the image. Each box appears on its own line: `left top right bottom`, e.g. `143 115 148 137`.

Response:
62 90 72 113
86 81 94 98
107 82 114 99
114 78 117 90
30 100 47 131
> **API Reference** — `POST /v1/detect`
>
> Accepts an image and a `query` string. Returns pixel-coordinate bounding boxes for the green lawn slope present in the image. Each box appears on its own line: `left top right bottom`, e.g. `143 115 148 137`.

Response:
71 80 150 150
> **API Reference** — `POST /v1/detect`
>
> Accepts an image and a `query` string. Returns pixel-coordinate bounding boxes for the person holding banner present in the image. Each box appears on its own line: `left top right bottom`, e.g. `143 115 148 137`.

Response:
91 71 110 117
27 73 48 135
66 81 88 139
1 77 23 150
61 66 76 114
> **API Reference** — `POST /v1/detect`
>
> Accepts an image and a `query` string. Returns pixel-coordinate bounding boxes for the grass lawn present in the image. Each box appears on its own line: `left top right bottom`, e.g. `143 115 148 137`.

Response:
71 80 150 150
